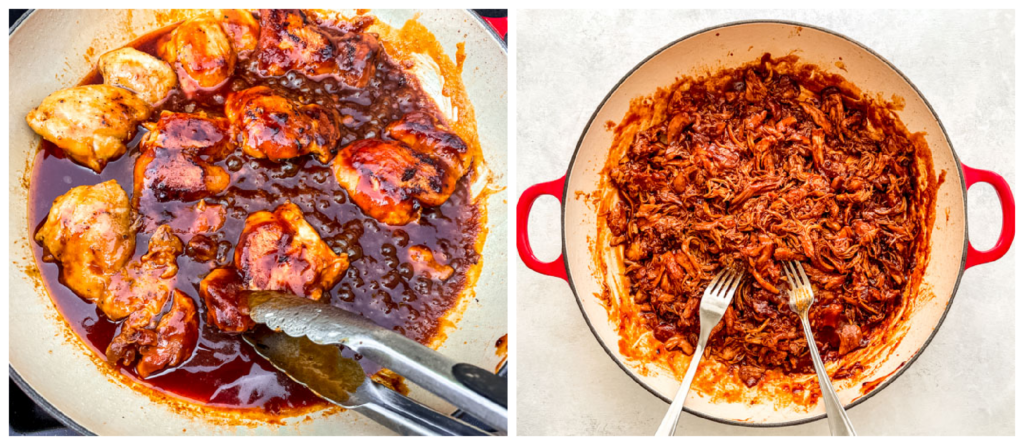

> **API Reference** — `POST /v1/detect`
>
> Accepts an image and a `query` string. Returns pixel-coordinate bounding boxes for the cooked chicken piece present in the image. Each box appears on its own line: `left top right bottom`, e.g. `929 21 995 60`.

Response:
100 225 183 320
108 290 198 378
34 180 137 303
142 111 235 158
225 86 342 163
25 85 151 172
98 47 178 106
386 111 472 178
255 9 379 88
137 290 199 377
408 245 454 281
235 202 349 300
332 30 381 89
134 112 232 213
105 226 196 378
212 9 260 58
158 15 236 95
200 267 254 333
332 139 455 225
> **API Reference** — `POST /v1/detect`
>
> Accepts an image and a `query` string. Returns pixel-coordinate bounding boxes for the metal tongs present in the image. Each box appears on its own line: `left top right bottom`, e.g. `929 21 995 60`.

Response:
240 291 508 436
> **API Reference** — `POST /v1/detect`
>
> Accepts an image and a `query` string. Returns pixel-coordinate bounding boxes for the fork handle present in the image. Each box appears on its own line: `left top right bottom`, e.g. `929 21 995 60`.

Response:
800 316 857 436
655 342 705 436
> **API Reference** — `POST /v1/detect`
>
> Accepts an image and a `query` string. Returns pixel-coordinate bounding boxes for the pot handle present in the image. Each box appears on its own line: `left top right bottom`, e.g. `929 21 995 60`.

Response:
963 164 1016 269
516 176 568 281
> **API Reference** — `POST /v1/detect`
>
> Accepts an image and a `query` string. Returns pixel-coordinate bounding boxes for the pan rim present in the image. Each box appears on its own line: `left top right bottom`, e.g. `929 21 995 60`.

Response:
557 18 970 429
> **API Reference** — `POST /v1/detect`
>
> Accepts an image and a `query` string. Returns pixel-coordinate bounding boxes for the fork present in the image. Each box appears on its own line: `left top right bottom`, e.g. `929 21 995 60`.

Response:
783 261 857 436
655 269 744 436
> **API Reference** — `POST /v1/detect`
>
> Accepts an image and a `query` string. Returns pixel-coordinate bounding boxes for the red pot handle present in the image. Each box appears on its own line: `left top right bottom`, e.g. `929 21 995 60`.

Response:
481 16 507 40
963 164 1016 269
516 176 568 281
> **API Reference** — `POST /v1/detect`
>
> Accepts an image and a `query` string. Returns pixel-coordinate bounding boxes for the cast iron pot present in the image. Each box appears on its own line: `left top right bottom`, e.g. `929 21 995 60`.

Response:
517 20 1014 426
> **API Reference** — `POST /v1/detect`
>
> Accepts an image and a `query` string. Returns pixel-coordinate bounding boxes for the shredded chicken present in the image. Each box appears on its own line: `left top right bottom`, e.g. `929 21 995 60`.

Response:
604 56 930 386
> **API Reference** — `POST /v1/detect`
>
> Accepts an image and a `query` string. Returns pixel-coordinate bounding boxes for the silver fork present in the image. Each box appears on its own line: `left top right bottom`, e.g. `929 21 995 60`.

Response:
655 269 744 436
783 261 857 436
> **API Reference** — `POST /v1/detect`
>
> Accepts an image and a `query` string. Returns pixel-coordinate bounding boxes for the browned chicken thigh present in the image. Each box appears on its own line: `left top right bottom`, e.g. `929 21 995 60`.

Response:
332 139 450 225
134 112 232 229
25 85 151 172
255 9 379 88
199 267 253 333
106 226 198 378
331 113 471 225
385 111 472 178
108 290 198 378
158 10 259 96
136 290 199 377
101 225 183 320
225 86 342 163
99 47 178 106
213 9 261 58
159 16 235 95
235 202 349 300
35 180 138 303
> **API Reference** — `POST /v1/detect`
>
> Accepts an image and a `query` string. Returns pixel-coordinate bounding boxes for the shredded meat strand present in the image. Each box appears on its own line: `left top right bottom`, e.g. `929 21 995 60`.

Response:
605 56 928 386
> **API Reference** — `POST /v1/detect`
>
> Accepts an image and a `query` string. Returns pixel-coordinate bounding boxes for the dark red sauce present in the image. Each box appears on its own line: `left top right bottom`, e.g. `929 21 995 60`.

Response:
29 16 481 414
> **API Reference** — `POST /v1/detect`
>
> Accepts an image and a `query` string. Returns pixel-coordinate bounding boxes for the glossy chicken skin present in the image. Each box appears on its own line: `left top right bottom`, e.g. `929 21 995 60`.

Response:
385 111 471 178
235 202 349 300
101 225 183 320
158 15 236 95
199 267 254 333
225 86 342 163
26 85 151 172
106 226 197 378
34 180 137 303
138 290 199 377
332 112 471 225
332 139 444 225
98 47 178 106
134 112 232 222
108 290 198 378
213 9 261 58
255 9 380 88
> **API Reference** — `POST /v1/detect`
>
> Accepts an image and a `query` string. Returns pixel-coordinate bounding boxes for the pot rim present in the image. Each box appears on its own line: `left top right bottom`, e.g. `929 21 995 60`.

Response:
8 8 506 435
558 18 970 428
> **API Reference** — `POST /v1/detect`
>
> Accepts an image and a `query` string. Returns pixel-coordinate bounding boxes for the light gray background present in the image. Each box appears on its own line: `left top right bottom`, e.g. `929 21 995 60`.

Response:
516 9 1014 436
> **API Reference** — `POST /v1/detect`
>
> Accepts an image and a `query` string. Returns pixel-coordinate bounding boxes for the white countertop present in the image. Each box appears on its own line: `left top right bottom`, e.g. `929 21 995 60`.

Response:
515 9 1015 435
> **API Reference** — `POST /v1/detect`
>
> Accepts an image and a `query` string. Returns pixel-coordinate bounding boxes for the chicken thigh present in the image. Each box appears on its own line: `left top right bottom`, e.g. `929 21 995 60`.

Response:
385 111 472 178
136 290 199 377
213 9 260 58
25 85 151 172
105 226 197 378
134 112 232 223
331 138 453 225
34 180 137 303
158 16 236 95
108 290 198 378
235 202 349 300
225 86 342 163
98 47 178 106
100 225 183 321
255 9 380 88
199 267 254 333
